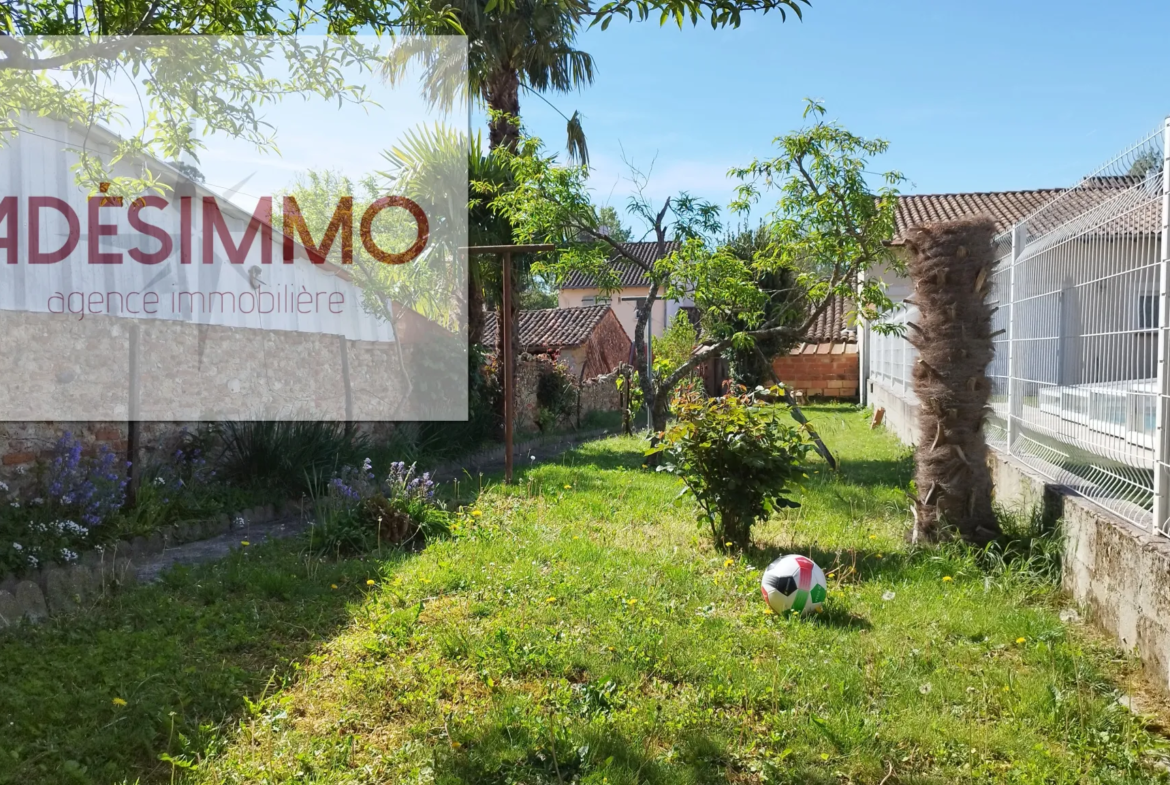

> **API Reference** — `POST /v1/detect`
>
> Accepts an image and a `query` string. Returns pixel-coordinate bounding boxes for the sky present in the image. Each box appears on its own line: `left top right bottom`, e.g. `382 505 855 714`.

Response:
483 0 1170 232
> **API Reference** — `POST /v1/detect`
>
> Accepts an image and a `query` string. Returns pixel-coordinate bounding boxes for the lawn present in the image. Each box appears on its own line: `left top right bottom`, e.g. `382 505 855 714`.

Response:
1 405 1167 784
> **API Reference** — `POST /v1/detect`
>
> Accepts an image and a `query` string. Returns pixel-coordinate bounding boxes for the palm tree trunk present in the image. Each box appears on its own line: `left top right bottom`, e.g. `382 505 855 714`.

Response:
485 66 521 153
484 66 522 401
905 218 1001 546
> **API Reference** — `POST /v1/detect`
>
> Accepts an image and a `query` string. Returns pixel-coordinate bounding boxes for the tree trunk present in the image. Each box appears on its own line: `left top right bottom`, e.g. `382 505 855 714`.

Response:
485 66 521 153
905 218 1001 546
467 268 485 347
485 65 521 397
718 509 752 552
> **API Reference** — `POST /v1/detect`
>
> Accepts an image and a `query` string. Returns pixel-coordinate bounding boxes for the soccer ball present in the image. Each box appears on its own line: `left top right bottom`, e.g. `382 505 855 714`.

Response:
761 554 827 615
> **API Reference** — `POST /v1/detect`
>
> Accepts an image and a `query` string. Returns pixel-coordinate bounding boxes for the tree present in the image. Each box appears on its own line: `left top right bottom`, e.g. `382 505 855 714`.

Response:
386 0 595 161
597 205 633 241
905 218 1001 546
488 101 902 434
718 222 807 388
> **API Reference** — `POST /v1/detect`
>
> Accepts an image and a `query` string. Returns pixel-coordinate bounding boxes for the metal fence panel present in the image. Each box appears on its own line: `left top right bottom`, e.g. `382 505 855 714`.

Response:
867 120 1170 534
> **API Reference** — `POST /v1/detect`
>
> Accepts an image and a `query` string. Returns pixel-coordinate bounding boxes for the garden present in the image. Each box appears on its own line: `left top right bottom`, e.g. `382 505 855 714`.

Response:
3 407 1168 784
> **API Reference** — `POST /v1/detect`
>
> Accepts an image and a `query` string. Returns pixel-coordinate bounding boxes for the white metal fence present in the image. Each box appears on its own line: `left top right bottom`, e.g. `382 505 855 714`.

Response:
871 118 1170 534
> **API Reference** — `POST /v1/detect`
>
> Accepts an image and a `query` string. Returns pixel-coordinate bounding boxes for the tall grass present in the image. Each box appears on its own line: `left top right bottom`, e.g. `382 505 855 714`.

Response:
212 421 371 497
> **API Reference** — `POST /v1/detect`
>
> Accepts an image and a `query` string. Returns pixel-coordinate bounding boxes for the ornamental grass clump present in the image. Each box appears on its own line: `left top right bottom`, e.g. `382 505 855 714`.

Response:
648 385 811 551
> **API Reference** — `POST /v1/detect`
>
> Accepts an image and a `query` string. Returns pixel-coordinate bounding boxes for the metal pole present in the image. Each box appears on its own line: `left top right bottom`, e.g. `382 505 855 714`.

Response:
646 312 652 431
1008 221 1025 455
126 323 141 507
1152 117 1170 533
502 251 514 484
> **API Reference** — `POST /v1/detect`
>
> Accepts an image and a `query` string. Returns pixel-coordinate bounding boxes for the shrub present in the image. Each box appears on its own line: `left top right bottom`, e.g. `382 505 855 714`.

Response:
648 385 811 551
534 356 577 433
0 432 128 575
310 458 449 555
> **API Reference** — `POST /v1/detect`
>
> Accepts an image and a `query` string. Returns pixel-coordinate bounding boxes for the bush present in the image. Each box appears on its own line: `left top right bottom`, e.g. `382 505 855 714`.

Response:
310 458 449 555
534 356 577 433
648 385 811 551
0 432 128 575
213 420 371 498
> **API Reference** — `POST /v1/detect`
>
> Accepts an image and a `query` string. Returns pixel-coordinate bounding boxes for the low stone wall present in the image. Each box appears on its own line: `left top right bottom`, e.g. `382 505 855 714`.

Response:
774 347 859 400
990 452 1170 694
871 379 1170 696
0 501 292 629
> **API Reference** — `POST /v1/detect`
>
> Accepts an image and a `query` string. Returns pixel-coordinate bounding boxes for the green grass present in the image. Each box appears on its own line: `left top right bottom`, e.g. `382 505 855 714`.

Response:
1 405 1167 784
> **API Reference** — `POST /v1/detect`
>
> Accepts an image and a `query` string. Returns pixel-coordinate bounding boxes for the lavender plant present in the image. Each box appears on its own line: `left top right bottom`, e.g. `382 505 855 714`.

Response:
311 458 446 555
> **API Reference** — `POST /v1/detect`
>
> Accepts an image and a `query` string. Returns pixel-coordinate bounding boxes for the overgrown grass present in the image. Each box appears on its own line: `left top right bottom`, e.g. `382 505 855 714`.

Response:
1 405 1166 784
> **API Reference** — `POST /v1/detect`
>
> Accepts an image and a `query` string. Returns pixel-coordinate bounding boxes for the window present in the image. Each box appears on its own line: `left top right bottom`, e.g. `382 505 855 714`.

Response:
1139 294 1158 331
582 296 611 306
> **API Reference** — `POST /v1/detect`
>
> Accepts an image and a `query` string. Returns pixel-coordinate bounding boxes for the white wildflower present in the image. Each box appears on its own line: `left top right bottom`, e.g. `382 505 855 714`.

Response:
882 591 896 602
26 555 37 568
9 501 19 509
15 465 26 475
12 542 22 551
60 548 78 563
30 497 43 506
154 476 166 486
0 481 8 492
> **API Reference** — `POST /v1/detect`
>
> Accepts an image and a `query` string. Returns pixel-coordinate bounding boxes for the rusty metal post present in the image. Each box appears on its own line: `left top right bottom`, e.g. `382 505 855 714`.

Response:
502 251 514 484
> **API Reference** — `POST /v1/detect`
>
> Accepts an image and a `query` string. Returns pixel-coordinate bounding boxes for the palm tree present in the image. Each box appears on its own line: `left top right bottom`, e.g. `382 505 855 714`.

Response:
387 0 595 162
381 125 513 345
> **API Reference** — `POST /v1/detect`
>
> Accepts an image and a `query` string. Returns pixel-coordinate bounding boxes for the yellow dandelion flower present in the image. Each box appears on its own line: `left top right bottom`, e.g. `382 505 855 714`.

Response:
240 541 250 546
366 579 376 586
869 534 877 539
1016 637 1026 644
471 510 483 517
942 576 953 582
330 584 338 590
451 741 462 750
112 697 127 706
627 598 637 605
546 596 557 603
723 558 734 567
827 573 835 579
763 607 774 615
724 541 733 548
563 484 572 489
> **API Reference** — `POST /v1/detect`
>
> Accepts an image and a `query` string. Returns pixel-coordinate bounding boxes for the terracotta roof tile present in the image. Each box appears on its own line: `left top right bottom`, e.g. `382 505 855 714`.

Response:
559 241 682 289
805 296 857 344
483 305 614 350
892 190 1064 244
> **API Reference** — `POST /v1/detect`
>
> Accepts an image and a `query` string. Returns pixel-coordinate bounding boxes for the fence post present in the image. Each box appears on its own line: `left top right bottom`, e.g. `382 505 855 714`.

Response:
1153 117 1170 534
1007 222 1025 456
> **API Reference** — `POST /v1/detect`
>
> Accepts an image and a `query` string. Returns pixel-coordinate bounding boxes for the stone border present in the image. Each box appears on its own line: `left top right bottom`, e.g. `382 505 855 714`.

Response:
0 501 297 628
0 428 619 629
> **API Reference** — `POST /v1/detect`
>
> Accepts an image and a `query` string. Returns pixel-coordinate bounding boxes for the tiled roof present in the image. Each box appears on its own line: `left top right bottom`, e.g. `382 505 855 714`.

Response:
892 178 1158 245
892 190 1064 244
559 241 681 289
482 305 613 350
806 296 856 343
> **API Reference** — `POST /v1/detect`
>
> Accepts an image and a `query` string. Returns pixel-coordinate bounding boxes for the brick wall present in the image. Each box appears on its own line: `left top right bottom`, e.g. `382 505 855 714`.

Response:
772 345 859 400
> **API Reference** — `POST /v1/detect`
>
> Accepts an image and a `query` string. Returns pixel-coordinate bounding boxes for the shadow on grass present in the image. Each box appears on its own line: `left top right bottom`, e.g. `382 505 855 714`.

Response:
0 537 407 785
433 719 847 785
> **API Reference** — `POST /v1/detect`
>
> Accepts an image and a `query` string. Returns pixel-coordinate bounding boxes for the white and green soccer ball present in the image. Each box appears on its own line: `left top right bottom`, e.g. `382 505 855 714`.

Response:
761 554 827 615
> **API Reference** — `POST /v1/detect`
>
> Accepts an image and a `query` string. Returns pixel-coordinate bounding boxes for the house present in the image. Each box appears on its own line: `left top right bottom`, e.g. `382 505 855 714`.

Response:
772 296 859 400
557 241 691 342
483 304 632 379
863 181 1160 458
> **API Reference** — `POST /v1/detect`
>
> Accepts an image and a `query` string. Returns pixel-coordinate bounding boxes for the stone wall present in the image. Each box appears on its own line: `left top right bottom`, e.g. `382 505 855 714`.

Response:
513 355 622 433
872 383 1170 696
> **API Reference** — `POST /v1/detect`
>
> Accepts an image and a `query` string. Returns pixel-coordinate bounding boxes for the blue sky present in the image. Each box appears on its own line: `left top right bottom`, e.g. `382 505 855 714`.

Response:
484 0 1170 231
